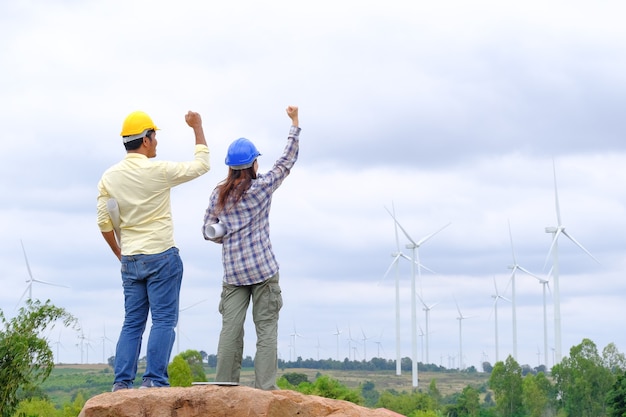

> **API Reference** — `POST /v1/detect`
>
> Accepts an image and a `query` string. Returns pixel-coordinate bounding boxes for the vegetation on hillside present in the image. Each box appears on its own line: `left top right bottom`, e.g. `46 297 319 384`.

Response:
3 305 626 417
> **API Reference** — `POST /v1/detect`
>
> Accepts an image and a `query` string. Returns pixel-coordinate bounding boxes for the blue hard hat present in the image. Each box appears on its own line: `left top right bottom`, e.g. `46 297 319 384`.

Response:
225 137 261 170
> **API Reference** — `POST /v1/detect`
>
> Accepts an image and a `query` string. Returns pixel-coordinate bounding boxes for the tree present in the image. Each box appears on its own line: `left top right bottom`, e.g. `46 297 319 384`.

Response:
11 398 61 417
603 343 626 373
456 385 480 417
428 378 442 406
377 389 436 416
606 371 626 417
361 380 380 408
281 372 309 386
552 338 615 417
522 372 553 417
168 356 193 387
0 299 77 417
179 349 207 382
290 375 363 405
489 356 524 417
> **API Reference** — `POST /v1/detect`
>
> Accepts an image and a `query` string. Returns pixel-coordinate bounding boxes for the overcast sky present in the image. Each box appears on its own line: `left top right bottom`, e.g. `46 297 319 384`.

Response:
1 0 625 379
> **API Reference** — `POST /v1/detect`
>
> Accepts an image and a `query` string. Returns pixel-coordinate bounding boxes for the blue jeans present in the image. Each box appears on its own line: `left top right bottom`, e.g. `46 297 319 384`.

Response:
114 247 183 387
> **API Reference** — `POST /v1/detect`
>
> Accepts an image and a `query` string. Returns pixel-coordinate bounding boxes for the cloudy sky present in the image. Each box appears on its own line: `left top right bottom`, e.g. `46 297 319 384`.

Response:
1 0 625 379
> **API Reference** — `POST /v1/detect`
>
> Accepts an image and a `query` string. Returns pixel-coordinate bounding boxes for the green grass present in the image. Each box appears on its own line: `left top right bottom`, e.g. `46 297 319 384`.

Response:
41 363 490 408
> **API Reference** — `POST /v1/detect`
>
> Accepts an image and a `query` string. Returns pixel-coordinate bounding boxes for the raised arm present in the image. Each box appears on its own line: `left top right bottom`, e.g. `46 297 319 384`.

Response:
286 106 299 127
185 111 207 146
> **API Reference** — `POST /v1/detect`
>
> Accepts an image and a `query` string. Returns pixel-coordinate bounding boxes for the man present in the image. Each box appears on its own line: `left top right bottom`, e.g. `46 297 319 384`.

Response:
97 110 210 391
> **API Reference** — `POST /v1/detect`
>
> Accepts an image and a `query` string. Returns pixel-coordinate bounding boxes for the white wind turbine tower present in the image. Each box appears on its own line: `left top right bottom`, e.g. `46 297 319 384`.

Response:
385 207 451 387
455 300 475 370
16 240 68 307
417 293 437 365
382 202 412 376
490 276 510 363
507 221 541 361
533 274 551 367
545 161 599 363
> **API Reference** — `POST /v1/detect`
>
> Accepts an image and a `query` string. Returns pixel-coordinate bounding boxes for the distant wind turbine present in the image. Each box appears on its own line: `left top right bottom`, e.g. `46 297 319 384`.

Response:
382 202 411 376
385 207 451 387
290 324 303 360
361 328 371 361
333 325 342 360
417 293 437 365
490 276 510 363
507 221 542 361
374 330 385 358
544 160 599 363
54 330 66 365
100 325 115 364
534 274 551 367
16 240 68 308
455 299 475 370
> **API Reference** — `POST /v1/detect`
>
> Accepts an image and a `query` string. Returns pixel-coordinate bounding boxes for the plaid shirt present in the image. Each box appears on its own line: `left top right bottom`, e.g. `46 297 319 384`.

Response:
203 125 301 285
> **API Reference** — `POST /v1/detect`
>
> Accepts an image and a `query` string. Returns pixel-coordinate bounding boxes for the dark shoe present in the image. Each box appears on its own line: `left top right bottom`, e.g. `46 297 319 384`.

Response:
112 382 128 392
139 378 155 389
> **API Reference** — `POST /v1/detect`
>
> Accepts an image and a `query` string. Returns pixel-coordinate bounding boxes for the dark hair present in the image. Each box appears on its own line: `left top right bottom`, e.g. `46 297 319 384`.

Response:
215 165 257 213
123 129 155 151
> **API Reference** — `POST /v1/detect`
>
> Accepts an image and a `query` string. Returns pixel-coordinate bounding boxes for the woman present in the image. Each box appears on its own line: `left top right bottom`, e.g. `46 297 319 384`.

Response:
203 106 300 390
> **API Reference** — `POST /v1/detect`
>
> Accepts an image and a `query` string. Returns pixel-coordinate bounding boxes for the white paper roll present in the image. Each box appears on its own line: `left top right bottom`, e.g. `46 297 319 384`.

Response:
205 222 226 238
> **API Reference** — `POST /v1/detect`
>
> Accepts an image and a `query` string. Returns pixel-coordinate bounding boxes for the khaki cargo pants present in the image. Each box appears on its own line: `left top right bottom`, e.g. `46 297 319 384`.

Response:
215 273 283 390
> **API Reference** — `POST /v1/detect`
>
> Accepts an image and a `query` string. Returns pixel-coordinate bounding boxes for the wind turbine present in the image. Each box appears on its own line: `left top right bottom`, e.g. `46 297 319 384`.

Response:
455 299 475 370
360 328 371 362
333 325 342 360
507 221 542 361
16 240 68 307
490 276 510 363
54 330 66 365
100 325 115 364
385 207 451 387
346 326 359 361
544 160 599 363
290 324 303 360
374 330 385 358
417 293 437 365
315 337 322 361
534 273 551 367
382 202 412 376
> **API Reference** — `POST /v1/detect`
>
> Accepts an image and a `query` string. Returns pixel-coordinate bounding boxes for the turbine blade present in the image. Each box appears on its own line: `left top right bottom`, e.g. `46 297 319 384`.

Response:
15 285 30 310
20 240 34 281
416 222 451 246
416 262 436 274
543 229 562 269
553 159 563 227
517 265 542 280
561 230 600 264
384 206 417 246
382 254 402 280
32 278 70 288
391 201 400 252
508 220 517 264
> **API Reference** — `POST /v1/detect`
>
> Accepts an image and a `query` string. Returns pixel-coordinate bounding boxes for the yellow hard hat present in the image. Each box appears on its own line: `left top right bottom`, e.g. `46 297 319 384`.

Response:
120 111 159 142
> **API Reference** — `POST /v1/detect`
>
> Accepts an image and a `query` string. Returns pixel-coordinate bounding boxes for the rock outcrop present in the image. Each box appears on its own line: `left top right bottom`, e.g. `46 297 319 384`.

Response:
78 385 403 417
